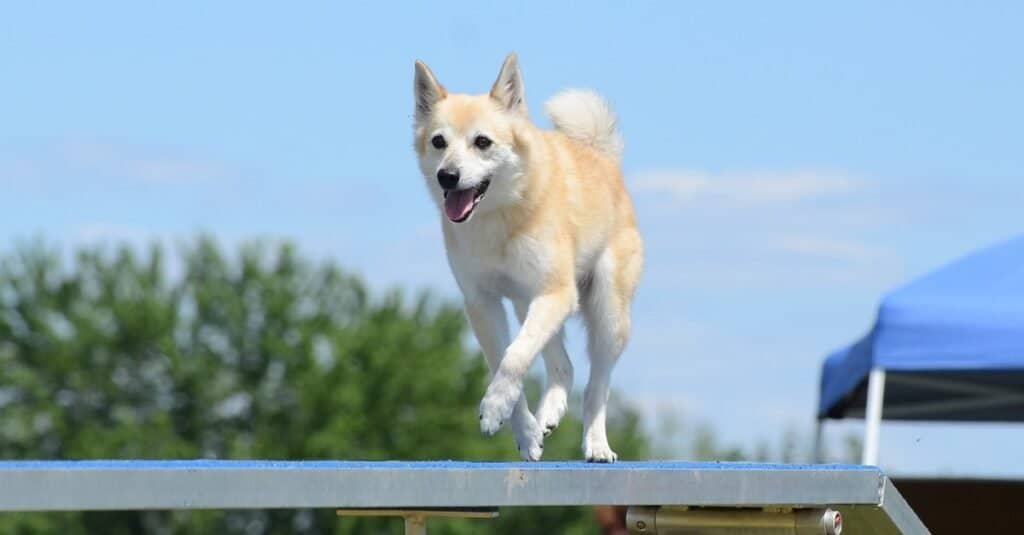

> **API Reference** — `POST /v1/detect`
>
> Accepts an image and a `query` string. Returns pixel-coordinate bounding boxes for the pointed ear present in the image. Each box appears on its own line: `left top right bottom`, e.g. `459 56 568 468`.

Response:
414 60 446 122
489 53 527 115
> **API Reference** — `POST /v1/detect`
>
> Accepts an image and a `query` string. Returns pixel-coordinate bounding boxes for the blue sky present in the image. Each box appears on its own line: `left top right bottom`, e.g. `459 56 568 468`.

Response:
2 2 1023 475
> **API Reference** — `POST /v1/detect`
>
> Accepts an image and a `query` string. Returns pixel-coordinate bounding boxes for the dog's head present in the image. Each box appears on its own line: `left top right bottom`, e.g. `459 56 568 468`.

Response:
412 53 530 224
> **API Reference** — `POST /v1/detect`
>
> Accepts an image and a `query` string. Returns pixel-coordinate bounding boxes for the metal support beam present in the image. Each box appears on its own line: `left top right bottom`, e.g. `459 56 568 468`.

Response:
406 515 425 535
0 460 888 510
627 507 842 535
0 460 928 533
336 508 498 535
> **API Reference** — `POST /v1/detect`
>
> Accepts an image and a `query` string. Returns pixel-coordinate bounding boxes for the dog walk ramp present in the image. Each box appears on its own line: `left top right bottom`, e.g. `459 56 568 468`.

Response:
0 460 928 534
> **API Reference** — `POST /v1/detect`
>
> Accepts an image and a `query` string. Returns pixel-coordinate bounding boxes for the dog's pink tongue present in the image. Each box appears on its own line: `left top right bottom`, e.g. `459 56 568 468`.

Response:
445 189 476 221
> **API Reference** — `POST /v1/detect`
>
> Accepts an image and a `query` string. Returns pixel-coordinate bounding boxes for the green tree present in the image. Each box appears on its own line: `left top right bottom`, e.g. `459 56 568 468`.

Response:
0 237 647 534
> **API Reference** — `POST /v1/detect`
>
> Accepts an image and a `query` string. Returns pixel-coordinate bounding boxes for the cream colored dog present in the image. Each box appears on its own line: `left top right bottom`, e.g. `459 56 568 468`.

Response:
412 53 643 462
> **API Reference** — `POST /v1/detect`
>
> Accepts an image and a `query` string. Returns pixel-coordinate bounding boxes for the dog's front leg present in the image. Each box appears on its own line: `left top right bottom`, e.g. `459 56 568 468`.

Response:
464 294 544 460
479 285 576 437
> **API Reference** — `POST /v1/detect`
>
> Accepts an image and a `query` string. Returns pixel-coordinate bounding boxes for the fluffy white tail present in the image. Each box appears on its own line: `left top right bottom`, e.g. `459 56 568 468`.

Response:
544 89 623 160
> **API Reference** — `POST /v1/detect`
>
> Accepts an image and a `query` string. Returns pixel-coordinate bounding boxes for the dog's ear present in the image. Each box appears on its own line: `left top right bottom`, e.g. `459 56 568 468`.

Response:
490 53 527 115
414 60 447 122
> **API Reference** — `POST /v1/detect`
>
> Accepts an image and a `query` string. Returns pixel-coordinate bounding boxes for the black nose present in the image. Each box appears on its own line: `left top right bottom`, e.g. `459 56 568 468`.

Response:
437 168 460 190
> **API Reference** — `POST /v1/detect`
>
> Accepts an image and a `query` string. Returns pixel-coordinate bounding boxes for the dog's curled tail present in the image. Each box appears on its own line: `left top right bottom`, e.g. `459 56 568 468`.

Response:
545 89 623 160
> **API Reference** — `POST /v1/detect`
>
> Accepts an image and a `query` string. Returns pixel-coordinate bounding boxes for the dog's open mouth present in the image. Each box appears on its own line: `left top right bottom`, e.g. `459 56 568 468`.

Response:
443 179 491 223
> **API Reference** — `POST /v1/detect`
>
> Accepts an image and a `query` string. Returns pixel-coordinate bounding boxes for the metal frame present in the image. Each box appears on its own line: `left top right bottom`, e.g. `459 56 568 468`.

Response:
818 368 1024 467
882 373 1024 418
0 460 928 534
813 367 887 466
626 507 843 535
336 508 499 535
863 367 887 465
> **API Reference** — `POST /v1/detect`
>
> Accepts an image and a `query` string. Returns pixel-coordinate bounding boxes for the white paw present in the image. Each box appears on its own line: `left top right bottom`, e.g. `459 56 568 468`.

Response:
583 440 618 463
534 389 569 436
479 373 522 436
514 417 545 461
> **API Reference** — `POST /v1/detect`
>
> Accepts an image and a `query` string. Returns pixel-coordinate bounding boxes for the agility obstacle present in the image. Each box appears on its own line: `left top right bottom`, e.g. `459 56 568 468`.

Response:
0 460 928 534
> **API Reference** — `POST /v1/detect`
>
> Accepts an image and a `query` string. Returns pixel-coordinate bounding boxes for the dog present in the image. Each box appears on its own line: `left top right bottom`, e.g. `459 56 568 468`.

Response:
412 53 643 462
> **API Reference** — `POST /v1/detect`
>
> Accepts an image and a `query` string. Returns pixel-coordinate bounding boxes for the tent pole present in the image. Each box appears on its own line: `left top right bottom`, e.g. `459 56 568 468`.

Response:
813 418 824 463
861 368 886 466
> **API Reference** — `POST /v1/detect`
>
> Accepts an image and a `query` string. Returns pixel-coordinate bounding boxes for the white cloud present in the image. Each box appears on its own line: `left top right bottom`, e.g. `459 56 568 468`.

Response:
0 139 238 188
635 168 860 205
63 140 238 185
629 167 904 290
773 235 883 263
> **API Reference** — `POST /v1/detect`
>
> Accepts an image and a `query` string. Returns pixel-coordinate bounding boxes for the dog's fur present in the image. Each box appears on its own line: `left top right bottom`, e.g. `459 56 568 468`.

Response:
412 53 643 462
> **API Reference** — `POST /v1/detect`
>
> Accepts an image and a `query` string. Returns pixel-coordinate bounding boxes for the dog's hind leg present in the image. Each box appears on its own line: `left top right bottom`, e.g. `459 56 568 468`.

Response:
513 299 573 437
580 232 642 462
464 295 545 461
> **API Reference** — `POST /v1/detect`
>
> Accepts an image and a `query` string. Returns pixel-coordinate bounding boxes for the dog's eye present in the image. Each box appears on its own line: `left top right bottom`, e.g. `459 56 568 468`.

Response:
474 136 493 150
431 135 447 149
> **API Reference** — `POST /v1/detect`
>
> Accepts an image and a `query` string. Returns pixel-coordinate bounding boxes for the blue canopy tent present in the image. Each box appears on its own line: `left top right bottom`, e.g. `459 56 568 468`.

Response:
815 234 1024 465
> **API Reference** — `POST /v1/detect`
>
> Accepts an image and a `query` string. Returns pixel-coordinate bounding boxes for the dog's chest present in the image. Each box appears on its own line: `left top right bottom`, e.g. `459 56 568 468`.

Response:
444 220 548 298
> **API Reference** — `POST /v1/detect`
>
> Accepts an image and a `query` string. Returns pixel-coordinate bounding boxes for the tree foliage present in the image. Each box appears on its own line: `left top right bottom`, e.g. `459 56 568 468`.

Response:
0 237 649 534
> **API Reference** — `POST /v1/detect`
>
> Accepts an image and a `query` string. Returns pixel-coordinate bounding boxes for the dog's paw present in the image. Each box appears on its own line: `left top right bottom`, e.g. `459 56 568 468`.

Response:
479 374 522 436
583 440 618 463
514 417 545 461
478 409 503 435
534 388 569 436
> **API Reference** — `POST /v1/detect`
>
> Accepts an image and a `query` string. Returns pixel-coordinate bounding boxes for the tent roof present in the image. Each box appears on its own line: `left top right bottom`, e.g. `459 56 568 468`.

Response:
819 235 1024 421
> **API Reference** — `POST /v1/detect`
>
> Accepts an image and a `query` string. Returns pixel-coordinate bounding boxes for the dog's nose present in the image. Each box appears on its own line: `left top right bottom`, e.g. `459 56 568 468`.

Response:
437 168 460 190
